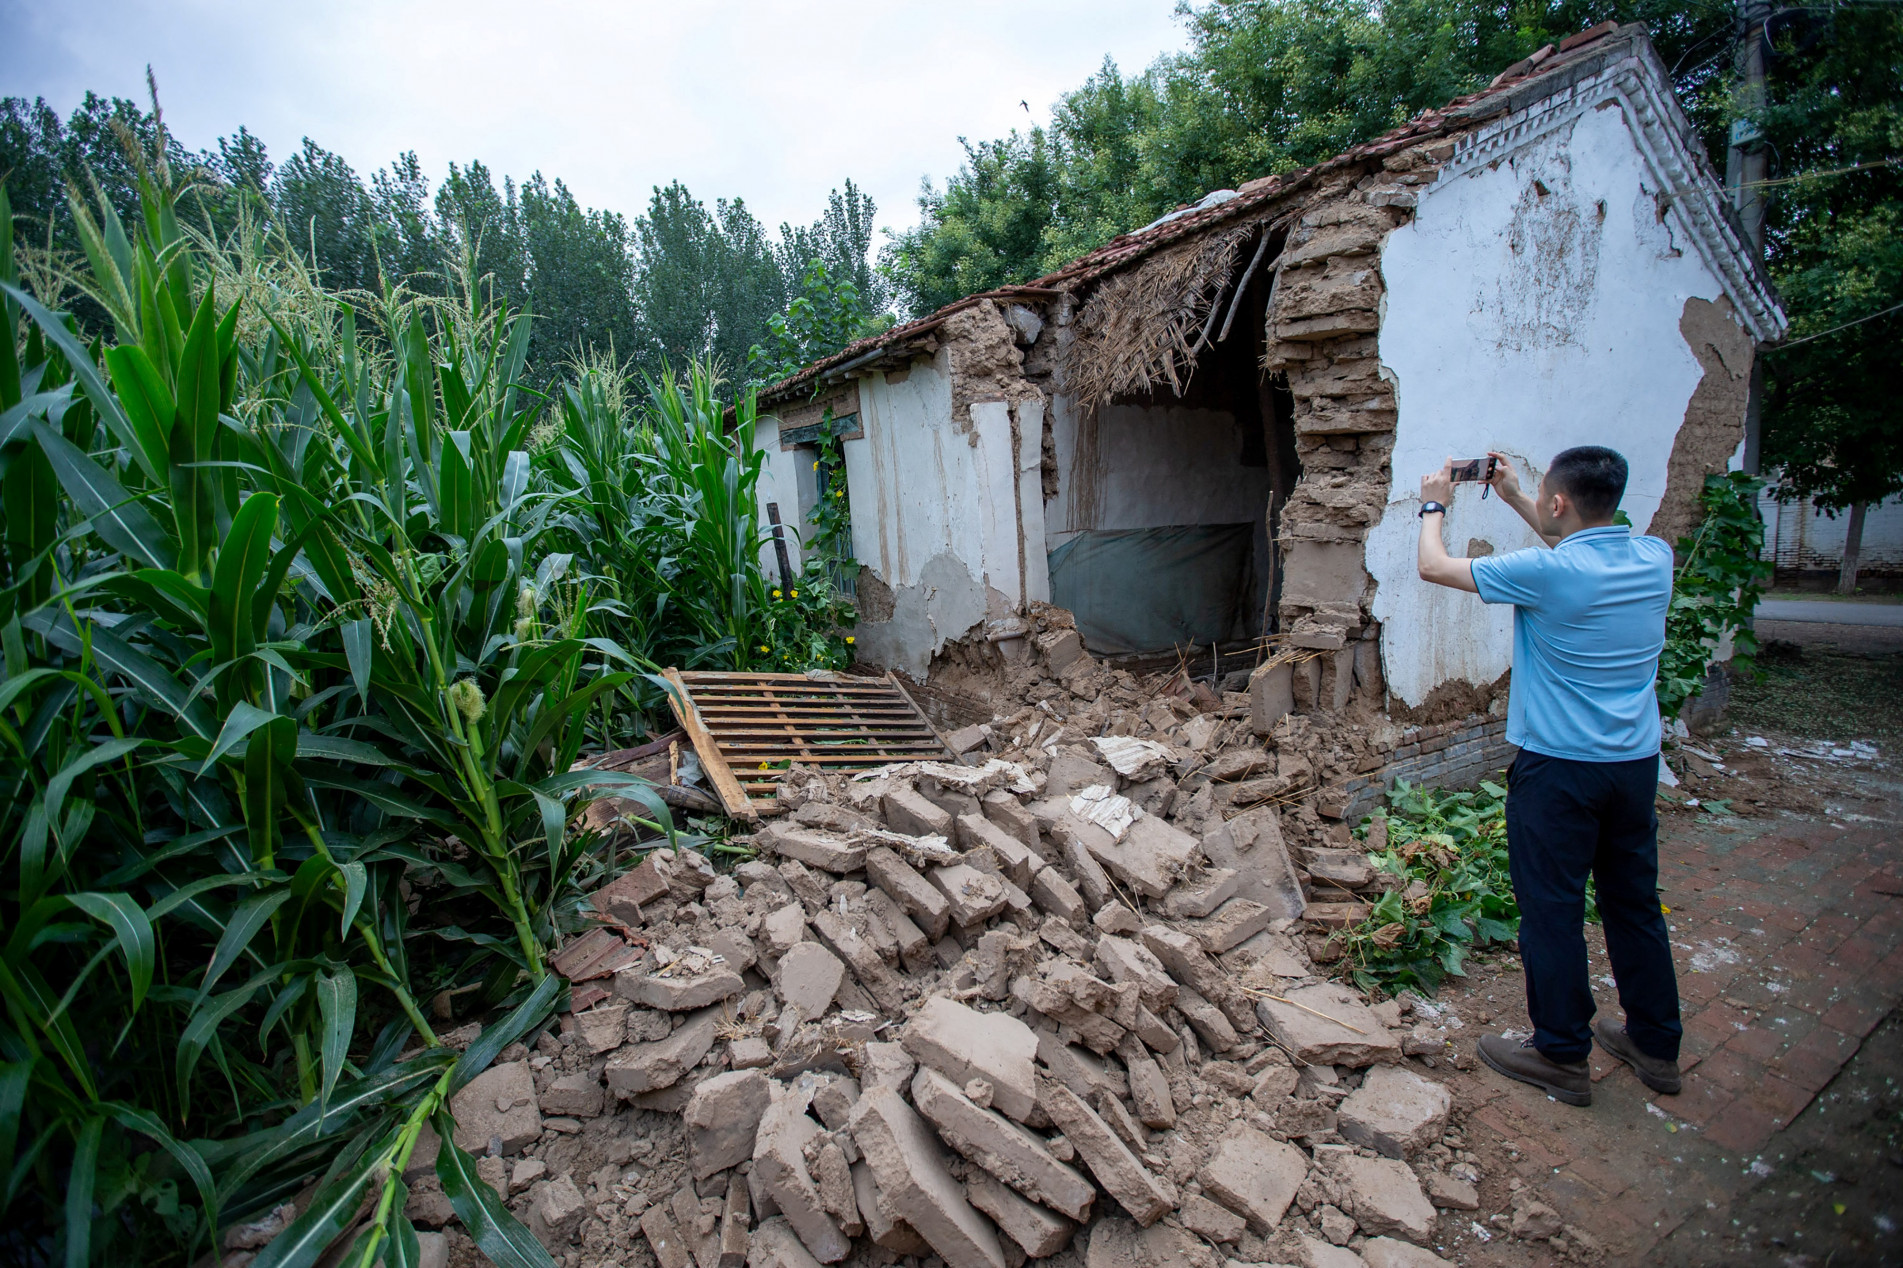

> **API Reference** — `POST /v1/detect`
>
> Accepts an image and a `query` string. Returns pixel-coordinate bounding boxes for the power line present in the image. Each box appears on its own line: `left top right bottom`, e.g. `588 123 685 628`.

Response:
1772 299 1903 348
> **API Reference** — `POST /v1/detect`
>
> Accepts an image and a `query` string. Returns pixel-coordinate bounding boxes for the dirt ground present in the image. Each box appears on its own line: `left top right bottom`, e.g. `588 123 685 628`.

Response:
1410 634 1903 1267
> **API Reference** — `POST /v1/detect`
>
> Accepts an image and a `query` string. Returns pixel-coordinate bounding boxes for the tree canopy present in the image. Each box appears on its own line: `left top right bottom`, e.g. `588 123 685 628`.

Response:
879 0 1739 316
0 90 886 385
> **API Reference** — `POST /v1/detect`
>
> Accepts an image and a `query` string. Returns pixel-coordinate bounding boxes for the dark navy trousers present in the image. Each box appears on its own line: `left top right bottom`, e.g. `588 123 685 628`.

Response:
1504 748 1683 1064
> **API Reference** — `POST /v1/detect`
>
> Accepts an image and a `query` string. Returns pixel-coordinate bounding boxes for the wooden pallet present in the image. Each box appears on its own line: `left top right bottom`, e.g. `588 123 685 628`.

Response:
661 669 955 819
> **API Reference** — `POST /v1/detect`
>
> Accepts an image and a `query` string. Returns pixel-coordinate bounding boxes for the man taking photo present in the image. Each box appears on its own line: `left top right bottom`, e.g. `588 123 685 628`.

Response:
1415 446 1682 1107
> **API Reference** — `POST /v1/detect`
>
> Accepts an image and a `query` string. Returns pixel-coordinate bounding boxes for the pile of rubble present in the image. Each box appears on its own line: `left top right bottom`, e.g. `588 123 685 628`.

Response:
387 617 1539 1268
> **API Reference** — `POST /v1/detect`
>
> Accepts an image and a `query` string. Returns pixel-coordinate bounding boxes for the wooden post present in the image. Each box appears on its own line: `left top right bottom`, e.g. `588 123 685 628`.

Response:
766 502 794 590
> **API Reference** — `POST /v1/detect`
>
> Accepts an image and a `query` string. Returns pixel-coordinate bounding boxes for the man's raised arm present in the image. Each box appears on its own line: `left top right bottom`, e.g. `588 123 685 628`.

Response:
1417 461 1479 593
1488 451 1562 547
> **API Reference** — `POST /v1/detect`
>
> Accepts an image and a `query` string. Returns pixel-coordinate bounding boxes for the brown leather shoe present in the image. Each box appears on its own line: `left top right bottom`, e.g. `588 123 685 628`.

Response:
1477 1033 1592 1106
1593 1018 1683 1094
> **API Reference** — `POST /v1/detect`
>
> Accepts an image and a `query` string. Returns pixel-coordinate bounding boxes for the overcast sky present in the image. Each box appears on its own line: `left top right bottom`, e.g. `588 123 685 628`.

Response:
2 0 1191 248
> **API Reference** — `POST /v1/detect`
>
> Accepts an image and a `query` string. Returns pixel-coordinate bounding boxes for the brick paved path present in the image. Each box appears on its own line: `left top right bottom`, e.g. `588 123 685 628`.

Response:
1444 812 1903 1261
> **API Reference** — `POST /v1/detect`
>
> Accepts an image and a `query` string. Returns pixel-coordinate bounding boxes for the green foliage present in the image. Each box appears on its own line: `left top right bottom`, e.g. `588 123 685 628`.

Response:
0 123 844 1263
1757 4 1903 514
1 91 891 386
747 258 877 388
1342 778 1519 996
758 567 858 674
1656 472 1772 719
882 0 1741 316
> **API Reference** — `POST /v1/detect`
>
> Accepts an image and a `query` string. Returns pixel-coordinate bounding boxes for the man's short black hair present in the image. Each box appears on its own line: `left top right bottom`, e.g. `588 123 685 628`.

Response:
1546 446 1628 520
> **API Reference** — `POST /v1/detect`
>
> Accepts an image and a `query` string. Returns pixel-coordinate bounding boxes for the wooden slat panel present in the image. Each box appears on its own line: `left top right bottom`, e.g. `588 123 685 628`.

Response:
663 668 759 819
661 669 954 816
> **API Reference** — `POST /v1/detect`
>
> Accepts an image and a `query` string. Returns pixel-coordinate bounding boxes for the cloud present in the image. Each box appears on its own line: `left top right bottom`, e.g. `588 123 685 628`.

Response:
1 0 1189 245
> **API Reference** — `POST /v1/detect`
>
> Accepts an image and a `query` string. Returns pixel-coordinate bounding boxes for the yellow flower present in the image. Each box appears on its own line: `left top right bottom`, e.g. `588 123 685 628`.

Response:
834 490 844 498
758 644 769 653
772 589 781 599
812 460 819 470
790 589 798 598
845 636 855 644
759 761 770 769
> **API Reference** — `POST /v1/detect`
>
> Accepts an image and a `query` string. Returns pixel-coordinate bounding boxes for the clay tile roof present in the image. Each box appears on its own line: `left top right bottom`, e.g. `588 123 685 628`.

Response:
760 20 1630 405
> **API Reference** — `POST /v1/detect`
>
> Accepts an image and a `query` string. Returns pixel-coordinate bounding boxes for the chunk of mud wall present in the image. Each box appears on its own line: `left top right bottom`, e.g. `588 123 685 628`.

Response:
850 551 991 680
1646 296 1754 547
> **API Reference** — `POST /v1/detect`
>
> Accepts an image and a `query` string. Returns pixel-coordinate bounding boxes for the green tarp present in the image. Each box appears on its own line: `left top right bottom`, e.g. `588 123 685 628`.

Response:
1047 523 1255 655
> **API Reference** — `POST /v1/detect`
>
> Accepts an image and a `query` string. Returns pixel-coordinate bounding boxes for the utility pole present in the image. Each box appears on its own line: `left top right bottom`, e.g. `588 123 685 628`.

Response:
1728 0 1772 474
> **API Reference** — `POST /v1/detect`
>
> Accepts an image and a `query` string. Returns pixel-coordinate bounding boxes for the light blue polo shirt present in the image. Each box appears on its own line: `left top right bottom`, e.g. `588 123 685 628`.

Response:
1469 526 1673 762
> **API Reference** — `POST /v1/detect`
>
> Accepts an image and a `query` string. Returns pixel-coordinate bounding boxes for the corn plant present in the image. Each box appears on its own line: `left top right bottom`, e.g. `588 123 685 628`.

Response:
0 129 671 1266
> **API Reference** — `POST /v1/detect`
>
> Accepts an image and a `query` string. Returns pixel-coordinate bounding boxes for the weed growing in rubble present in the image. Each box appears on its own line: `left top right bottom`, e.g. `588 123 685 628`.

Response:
1344 778 1519 996
1657 472 1773 719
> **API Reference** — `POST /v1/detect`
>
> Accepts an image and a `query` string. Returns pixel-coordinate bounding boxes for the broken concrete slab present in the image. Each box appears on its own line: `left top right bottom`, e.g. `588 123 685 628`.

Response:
902 997 1040 1122
883 785 953 838
1027 867 1086 927
745 1217 826 1268
1337 1064 1451 1159
1083 814 1199 899
642 1204 696 1268
574 1002 629 1054
1091 936 1177 1012
775 942 846 1020
861 1041 916 1092
1195 1123 1308 1234
1297 1233 1366 1268
862 845 952 941
956 813 1039 888
761 903 809 957
981 790 1043 856
1118 1040 1175 1130
1044 751 1115 799
620 964 746 1012
593 854 671 924
1082 1216 1220 1268
1255 982 1401 1067
1184 897 1275 954
1177 1192 1245 1244
1051 822 1114 912
1422 1171 1479 1211
850 1161 931 1256
929 863 1010 928
1360 1237 1455 1268
529 1174 587 1248
606 1006 721 1094
911 1067 1095 1221
760 823 867 874
847 1084 1006 1268
539 1071 604 1118
814 1140 862 1237
1331 1153 1436 1244
684 1069 772 1178
1198 806 1305 918
448 1060 540 1155
1037 1080 1177 1226
1162 868 1239 920
753 1090 850 1263
965 1172 1073 1258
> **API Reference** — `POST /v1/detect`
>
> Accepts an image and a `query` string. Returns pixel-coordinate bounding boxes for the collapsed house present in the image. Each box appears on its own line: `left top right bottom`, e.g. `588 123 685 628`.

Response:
756 22 1784 800
363 26 1785 1268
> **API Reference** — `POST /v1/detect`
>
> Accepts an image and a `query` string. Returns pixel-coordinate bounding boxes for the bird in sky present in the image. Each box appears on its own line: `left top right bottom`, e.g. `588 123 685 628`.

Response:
1020 100 1030 112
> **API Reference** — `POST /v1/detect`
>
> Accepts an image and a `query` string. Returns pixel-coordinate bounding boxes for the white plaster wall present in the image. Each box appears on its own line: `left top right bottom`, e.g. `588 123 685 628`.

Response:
753 414 807 578
1368 103 1738 706
1046 396 1271 544
843 358 1035 674
1761 488 1903 572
